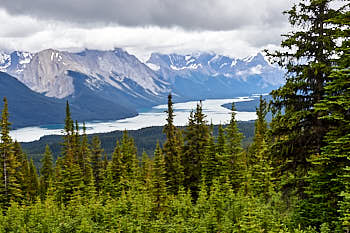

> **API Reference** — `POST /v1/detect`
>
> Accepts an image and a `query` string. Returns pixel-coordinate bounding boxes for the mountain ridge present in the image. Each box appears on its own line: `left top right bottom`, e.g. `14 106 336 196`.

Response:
0 48 285 128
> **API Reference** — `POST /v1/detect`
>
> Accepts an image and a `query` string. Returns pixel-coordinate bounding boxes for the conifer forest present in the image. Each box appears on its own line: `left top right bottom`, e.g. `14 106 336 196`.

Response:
0 0 349 232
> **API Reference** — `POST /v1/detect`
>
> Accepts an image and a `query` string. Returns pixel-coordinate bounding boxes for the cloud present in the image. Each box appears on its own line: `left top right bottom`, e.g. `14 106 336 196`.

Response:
1 0 293 31
0 1 296 60
0 19 285 61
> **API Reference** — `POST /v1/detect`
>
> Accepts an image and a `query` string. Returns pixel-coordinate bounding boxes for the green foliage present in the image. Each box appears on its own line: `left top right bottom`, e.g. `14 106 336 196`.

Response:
40 145 54 197
183 102 210 199
151 142 167 212
90 135 103 191
163 94 184 194
267 0 340 199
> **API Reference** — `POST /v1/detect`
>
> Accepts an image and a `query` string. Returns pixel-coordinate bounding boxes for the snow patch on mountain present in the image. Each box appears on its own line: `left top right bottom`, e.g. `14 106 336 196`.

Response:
0 53 11 71
146 63 160 71
170 63 202 70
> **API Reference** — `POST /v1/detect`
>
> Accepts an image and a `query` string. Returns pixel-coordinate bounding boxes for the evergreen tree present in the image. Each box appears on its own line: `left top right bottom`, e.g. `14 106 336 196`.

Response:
249 96 274 197
120 131 139 185
300 5 350 229
62 101 74 160
140 151 153 192
183 102 210 198
40 145 54 197
249 96 268 159
12 141 28 200
223 103 244 191
151 142 167 212
216 124 226 155
201 126 218 188
56 102 83 203
79 123 92 186
267 0 340 198
0 97 22 206
163 94 184 194
90 136 103 192
103 140 124 196
27 159 39 201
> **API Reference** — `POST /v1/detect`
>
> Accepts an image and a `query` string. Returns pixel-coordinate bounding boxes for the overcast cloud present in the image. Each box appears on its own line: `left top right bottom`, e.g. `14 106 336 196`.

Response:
0 0 295 60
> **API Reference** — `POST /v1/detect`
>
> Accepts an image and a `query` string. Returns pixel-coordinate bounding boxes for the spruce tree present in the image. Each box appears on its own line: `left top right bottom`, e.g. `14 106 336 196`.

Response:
90 136 103 192
224 103 244 191
216 124 226 155
302 5 350 229
140 151 153 192
201 126 218 188
40 145 54 197
267 0 340 198
79 123 92 186
0 97 22 206
163 94 184 194
12 141 28 200
120 130 139 185
151 142 167 212
62 101 74 160
56 101 83 203
183 102 210 198
249 97 274 198
27 159 39 201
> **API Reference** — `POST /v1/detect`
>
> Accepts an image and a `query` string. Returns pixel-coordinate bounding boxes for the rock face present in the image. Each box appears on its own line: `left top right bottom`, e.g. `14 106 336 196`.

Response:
2 48 169 101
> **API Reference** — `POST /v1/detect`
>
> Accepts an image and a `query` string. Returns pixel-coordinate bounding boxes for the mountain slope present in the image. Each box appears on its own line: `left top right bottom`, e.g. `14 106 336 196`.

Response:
4 48 170 105
0 71 66 128
0 72 137 128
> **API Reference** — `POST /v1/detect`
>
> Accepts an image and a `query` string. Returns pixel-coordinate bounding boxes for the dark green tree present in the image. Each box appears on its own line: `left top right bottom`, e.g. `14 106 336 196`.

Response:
78 123 92 186
40 145 54 197
223 103 244 191
151 142 167 212
267 0 340 198
183 102 210 198
27 159 39 201
301 5 350 229
249 97 274 197
0 97 22 206
90 136 103 191
163 94 184 194
201 126 218 188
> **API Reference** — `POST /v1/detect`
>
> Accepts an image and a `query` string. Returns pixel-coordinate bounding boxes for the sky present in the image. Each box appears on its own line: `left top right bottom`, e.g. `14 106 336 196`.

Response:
0 0 295 61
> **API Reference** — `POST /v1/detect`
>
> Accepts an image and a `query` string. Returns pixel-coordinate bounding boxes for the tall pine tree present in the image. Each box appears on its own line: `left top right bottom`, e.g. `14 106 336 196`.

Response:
267 0 340 198
163 94 184 194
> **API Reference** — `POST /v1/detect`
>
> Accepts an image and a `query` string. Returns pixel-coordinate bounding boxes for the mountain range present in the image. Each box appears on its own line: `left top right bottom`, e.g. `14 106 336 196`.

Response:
146 52 284 99
0 48 285 128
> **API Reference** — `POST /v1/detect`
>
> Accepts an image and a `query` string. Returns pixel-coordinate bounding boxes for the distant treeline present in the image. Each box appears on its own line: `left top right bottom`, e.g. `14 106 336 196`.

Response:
21 122 255 168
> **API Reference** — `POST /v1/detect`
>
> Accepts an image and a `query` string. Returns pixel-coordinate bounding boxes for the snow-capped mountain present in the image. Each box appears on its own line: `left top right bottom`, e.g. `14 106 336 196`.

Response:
147 52 284 86
146 52 285 99
2 48 169 102
0 48 172 127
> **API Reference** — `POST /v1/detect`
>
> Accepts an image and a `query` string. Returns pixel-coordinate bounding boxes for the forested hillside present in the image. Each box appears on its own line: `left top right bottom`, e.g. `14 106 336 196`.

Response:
21 122 255 167
0 0 348 232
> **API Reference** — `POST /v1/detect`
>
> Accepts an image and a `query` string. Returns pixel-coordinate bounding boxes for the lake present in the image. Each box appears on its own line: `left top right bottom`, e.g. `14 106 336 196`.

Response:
10 96 258 142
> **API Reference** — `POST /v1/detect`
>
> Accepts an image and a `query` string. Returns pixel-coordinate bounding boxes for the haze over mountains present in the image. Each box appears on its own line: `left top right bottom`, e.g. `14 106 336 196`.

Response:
0 48 285 128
